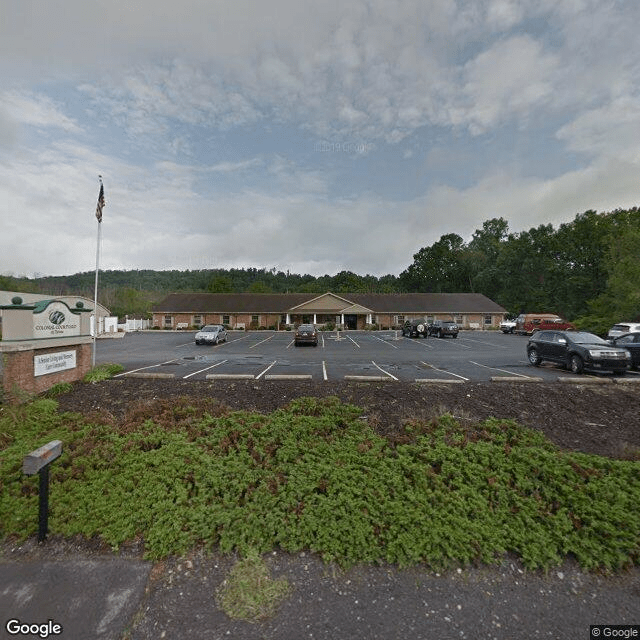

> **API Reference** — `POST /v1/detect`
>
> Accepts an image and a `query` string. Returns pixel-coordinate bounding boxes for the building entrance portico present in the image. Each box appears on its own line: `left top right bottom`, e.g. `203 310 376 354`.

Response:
287 293 374 329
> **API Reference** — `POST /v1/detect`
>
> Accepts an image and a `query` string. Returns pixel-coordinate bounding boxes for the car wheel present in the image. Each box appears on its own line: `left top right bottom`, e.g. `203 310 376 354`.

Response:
569 354 584 374
452 334 457 338
528 349 541 366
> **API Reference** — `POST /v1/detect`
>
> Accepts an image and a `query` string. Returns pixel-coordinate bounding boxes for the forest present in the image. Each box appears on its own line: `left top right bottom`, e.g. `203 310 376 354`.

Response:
2 207 638 335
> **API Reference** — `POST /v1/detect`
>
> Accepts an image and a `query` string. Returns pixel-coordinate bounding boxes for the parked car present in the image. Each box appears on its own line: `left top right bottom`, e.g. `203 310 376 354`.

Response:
194 324 227 345
499 319 516 334
607 322 640 339
609 333 640 370
402 319 428 338
428 320 459 338
515 314 575 335
294 323 318 346
527 330 631 374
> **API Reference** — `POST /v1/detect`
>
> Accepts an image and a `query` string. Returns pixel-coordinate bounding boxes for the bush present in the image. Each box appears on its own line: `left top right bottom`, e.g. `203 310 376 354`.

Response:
82 363 124 383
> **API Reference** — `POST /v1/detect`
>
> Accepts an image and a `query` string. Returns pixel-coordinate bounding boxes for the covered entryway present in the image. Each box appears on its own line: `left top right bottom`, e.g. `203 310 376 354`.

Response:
287 293 374 329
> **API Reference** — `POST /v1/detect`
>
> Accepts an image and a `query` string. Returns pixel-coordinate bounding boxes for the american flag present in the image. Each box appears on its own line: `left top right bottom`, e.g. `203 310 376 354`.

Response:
95 183 105 222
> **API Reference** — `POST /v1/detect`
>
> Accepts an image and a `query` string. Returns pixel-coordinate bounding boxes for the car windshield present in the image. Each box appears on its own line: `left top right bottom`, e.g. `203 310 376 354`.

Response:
569 332 607 344
298 325 314 331
201 326 219 332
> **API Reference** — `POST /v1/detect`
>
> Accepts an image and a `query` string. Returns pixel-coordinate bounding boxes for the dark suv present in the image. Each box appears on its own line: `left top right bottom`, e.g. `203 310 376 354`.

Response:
527 330 631 374
428 320 459 338
402 319 428 338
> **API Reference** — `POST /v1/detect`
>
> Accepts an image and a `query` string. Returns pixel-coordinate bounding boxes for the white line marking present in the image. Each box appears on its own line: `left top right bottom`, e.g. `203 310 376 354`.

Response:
114 358 181 377
256 360 277 379
347 335 361 348
459 337 508 348
371 335 398 349
182 359 228 379
419 361 469 381
469 360 530 378
371 360 398 380
322 360 328 381
250 335 274 348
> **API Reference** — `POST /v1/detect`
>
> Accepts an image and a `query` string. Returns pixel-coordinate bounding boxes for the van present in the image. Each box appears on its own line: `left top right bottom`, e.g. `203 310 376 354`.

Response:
515 313 575 336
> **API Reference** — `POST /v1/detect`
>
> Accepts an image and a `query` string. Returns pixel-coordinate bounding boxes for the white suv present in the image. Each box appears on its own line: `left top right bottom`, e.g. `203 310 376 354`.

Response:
607 322 640 339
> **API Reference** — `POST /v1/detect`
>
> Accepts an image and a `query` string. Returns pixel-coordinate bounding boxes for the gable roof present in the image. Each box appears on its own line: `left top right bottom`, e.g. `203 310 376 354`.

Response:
152 292 507 314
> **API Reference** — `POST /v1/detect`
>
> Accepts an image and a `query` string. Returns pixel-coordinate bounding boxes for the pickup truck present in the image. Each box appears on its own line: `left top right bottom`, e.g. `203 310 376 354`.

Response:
500 319 516 334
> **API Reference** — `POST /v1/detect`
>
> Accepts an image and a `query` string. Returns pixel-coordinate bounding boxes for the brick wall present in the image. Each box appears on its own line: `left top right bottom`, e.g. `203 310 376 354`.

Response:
2 343 93 402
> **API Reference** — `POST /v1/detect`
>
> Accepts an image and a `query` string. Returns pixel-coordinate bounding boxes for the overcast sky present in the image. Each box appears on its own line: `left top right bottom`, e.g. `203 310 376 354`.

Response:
1 0 639 278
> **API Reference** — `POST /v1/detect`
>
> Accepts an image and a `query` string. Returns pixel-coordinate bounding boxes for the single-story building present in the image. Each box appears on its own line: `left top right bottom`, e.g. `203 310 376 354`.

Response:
152 292 507 330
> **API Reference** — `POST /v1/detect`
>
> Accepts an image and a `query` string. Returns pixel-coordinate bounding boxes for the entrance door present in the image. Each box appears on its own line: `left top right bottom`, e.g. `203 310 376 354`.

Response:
344 314 358 329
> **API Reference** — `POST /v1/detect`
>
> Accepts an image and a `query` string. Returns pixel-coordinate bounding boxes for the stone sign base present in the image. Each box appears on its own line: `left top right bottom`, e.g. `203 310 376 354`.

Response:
1 337 93 403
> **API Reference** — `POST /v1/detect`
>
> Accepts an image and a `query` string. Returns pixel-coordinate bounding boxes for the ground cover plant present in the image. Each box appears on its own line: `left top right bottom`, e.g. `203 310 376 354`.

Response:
0 395 638 571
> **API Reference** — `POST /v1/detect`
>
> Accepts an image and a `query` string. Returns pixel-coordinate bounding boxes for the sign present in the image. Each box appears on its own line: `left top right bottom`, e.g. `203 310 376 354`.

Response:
23 440 63 475
33 301 80 338
34 351 76 376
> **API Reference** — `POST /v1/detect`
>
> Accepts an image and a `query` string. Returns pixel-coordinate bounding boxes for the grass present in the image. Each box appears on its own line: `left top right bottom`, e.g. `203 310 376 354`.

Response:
82 363 125 383
0 395 638 572
216 549 290 622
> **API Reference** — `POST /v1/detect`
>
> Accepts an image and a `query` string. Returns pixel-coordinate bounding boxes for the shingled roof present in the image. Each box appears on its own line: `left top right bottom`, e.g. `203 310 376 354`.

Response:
152 292 506 314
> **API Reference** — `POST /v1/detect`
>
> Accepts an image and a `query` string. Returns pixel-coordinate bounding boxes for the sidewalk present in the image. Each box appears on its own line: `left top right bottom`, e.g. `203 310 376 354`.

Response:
1 544 638 640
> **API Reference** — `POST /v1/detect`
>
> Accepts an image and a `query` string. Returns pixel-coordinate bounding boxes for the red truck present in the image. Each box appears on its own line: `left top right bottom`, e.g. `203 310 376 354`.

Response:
514 313 576 335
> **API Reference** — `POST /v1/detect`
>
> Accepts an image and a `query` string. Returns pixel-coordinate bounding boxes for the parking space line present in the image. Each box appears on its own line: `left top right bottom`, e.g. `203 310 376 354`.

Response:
419 361 469 381
114 358 181 377
250 335 274 348
469 360 531 378
322 360 328 381
256 360 277 379
346 335 361 348
459 336 509 348
371 360 398 381
371 335 398 349
182 359 228 379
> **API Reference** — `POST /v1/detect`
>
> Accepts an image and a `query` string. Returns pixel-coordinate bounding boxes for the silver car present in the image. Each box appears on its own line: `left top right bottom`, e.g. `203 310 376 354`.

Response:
195 324 227 345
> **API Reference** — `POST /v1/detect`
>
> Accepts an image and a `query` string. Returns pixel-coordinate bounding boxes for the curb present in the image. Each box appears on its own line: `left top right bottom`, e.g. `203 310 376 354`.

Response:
557 377 612 384
125 372 175 379
414 378 465 384
613 377 640 384
343 375 395 382
206 374 255 380
265 374 313 380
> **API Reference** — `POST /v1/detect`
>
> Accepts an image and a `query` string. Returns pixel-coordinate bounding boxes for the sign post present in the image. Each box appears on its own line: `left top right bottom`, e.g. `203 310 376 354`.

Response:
23 440 62 543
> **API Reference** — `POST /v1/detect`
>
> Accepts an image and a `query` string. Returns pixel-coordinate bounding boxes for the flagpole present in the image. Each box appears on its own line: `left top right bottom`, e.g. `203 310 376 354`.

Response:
92 176 105 368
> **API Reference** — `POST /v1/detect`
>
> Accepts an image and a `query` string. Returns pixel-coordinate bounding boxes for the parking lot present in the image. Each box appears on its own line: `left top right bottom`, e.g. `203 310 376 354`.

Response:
95 330 640 383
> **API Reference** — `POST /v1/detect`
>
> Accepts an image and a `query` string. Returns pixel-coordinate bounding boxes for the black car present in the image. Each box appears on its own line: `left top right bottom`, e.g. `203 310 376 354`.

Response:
402 319 428 338
527 330 631 374
610 332 640 370
294 323 318 346
428 320 459 338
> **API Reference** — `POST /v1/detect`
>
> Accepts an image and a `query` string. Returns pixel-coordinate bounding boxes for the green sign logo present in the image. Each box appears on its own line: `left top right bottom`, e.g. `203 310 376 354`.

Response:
49 310 66 325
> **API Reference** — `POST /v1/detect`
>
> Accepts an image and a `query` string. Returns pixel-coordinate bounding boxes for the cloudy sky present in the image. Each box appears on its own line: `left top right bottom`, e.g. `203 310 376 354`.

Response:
1 0 639 278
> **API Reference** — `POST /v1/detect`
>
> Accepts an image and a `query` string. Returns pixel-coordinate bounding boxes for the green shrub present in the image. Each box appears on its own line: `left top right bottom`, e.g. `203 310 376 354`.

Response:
1 397 638 571
82 363 124 383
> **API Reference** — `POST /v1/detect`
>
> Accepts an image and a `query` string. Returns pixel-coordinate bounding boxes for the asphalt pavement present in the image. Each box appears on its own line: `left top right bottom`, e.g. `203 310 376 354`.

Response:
1 546 638 640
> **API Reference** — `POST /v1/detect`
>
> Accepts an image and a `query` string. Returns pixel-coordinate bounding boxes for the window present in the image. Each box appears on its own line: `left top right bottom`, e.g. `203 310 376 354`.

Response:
222 315 230 325
164 315 172 327
193 315 202 327
251 315 259 324
455 315 463 324
396 315 404 324
484 315 492 325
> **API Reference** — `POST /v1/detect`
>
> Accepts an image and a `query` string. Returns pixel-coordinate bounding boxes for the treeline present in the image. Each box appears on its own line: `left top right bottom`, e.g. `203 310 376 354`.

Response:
2 207 639 332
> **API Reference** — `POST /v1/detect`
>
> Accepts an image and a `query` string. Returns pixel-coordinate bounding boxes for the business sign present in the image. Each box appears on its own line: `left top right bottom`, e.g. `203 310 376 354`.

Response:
34 351 77 376
33 301 80 338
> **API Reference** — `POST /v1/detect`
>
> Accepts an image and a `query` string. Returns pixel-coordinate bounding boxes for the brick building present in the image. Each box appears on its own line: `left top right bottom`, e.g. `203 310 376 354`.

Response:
152 292 507 330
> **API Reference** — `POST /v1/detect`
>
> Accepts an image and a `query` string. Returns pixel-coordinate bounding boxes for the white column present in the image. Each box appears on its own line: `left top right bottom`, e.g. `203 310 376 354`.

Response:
313 313 317 324
341 313 344 326
286 313 290 324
